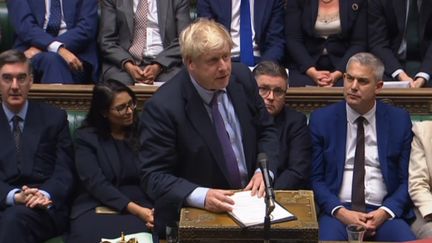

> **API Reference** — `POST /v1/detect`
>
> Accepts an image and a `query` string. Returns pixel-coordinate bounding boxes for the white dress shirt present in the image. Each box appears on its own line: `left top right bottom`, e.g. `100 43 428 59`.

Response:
230 0 260 58
133 0 164 58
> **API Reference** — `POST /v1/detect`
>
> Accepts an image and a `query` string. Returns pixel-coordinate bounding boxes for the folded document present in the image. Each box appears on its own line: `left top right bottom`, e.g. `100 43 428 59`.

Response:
228 191 296 227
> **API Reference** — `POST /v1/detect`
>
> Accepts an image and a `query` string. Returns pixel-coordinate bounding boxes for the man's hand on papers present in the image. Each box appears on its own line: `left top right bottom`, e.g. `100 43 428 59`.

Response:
244 172 265 198
204 189 235 213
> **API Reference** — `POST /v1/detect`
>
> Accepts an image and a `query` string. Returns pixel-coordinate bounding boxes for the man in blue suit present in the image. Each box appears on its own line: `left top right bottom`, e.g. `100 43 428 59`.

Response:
138 19 279 236
197 0 285 66
0 50 75 242
7 0 99 84
309 52 416 241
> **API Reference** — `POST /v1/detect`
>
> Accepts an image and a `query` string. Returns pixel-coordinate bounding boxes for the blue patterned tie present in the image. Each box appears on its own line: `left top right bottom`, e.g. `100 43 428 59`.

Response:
46 0 62 36
211 92 242 188
240 0 255 66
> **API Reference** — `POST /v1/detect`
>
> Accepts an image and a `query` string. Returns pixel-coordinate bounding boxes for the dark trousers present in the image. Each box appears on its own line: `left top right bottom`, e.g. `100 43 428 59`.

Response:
318 204 416 241
0 205 59 243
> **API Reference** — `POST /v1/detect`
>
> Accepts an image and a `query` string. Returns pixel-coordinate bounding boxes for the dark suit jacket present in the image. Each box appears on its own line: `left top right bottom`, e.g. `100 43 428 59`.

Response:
7 0 99 81
0 102 75 232
70 128 152 219
285 0 367 73
197 0 285 63
138 63 279 232
368 0 432 78
273 107 311 190
98 0 191 71
309 101 413 219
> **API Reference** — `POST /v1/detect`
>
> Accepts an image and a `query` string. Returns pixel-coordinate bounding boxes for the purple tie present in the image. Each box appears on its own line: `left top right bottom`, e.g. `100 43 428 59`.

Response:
211 92 242 188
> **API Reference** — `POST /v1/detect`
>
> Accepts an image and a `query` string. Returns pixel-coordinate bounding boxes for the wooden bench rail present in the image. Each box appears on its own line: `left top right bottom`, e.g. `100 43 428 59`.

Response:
27 84 432 115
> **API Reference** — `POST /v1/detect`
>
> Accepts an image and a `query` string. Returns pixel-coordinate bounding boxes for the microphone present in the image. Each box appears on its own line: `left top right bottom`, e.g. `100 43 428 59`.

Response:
257 153 275 213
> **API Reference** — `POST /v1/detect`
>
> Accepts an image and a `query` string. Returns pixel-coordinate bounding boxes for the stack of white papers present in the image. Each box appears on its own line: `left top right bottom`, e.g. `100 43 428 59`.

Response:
228 191 296 227
382 81 410 88
100 232 153 243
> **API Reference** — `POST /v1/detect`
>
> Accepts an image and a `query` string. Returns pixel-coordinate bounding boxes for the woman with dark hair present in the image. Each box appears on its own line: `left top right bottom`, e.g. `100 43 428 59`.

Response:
285 0 367 87
66 79 153 243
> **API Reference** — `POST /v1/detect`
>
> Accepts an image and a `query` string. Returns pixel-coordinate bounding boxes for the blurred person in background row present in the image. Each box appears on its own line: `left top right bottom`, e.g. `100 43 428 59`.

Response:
7 0 99 84
368 0 432 87
285 0 367 87
99 0 191 85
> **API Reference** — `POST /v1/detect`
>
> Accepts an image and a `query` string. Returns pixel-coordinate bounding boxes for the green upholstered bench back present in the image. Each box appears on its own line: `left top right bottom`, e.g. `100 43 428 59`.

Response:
0 2 14 52
67 110 86 136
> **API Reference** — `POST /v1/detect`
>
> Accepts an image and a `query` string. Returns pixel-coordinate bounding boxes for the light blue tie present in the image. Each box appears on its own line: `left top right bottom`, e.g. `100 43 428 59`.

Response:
46 0 62 36
240 0 255 66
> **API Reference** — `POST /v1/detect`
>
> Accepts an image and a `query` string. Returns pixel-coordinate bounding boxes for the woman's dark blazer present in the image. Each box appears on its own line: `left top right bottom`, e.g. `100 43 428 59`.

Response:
70 127 151 219
285 0 367 73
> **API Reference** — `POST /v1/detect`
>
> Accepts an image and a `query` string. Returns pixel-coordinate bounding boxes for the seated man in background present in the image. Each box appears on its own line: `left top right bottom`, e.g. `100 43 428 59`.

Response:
99 0 191 85
7 0 99 84
138 19 279 236
409 121 432 239
309 52 415 241
253 61 311 189
0 50 75 242
368 0 432 87
197 0 285 67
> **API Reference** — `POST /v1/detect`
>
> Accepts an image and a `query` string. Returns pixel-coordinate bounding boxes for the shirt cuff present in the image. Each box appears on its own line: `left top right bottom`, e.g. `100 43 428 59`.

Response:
392 69 404 80
379 206 395 220
48 41 64 53
254 168 275 180
415 72 430 81
6 189 21 206
185 187 209 209
39 190 51 200
331 205 344 216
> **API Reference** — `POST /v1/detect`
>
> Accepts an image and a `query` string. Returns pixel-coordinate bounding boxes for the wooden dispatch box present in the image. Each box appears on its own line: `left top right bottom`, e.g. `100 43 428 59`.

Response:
178 190 319 243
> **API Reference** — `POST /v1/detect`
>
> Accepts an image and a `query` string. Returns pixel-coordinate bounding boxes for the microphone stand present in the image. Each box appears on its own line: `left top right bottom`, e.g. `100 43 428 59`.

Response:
264 190 275 243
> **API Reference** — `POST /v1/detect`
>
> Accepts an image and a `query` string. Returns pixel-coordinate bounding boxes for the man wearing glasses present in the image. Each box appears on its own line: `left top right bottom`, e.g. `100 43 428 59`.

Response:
0 50 75 243
309 52 415 241
253 61 311 190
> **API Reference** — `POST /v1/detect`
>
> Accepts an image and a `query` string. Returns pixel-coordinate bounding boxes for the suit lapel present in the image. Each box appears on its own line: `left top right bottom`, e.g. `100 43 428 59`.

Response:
119 0 135 38
182 74 233 185
220 0 233 30
62 0 74 27
156 0 168 44
339 0 349 33
20 103 42 176
0 106 18 172
419 0 431 40
394 0 407 34
308 0 319 35
375 102 389 182
335 102 348 185
253 0 265 40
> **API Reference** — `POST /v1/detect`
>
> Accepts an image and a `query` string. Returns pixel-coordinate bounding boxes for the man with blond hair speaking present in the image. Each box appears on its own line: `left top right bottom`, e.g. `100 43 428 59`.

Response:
138 19 279 235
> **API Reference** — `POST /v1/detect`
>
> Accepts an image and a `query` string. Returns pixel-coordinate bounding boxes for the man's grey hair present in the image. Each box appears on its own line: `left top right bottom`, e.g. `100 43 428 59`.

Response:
346 52 384 82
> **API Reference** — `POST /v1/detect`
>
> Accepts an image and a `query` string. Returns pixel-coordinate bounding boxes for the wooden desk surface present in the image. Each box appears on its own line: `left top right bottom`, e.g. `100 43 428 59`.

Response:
178 190 318 242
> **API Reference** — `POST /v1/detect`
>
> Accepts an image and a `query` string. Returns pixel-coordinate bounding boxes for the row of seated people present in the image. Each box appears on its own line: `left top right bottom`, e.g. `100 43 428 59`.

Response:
1 20 432 243
5 0 432 88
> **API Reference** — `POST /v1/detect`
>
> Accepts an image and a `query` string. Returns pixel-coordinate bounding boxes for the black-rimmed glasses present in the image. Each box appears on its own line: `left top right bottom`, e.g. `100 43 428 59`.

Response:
111 101 136 115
